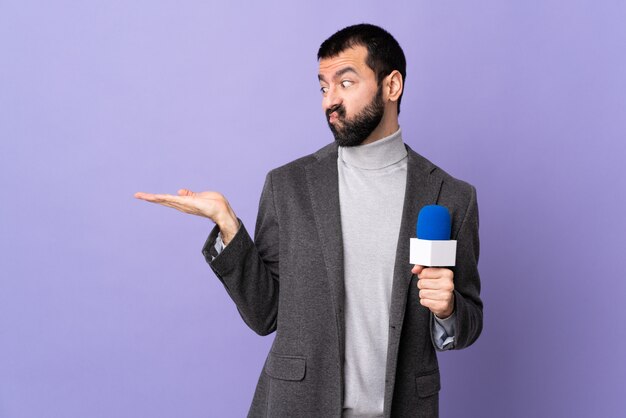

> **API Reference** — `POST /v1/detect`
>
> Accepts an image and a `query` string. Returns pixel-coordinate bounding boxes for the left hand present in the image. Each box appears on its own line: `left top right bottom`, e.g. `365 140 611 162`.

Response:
412 265 455 319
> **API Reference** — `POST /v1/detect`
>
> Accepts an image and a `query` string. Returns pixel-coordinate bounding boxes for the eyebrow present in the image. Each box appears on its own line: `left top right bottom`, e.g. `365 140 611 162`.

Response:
318 66 359 82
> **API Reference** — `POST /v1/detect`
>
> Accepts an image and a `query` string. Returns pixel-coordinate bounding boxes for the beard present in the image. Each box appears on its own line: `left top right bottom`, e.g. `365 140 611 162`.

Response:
326 85 385 147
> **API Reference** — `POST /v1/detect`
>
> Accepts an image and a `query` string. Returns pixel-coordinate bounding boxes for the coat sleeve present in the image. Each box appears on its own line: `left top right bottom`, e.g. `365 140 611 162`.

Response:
201 172 279 336
432 184 483 350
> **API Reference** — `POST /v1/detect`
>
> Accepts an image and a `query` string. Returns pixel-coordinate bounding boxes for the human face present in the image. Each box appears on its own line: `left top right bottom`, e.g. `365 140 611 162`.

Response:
318 46 384 147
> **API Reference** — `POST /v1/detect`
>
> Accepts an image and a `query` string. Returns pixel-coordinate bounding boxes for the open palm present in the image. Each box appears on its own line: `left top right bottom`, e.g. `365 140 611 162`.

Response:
134 188 240 243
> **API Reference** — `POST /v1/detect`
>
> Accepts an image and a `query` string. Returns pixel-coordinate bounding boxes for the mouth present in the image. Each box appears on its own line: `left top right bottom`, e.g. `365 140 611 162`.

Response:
328 112 339 124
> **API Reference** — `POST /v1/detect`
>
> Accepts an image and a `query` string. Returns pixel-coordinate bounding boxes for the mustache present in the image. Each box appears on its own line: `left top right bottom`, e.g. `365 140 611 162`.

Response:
326 104 346 121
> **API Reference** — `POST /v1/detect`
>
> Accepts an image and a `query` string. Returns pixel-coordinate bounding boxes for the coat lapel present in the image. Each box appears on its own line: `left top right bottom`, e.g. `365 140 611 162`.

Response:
305 144 346 367
383 145 443 415
388 145 442 330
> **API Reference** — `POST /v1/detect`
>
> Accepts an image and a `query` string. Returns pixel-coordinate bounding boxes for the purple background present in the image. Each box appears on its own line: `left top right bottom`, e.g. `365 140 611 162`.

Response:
1 1 625 417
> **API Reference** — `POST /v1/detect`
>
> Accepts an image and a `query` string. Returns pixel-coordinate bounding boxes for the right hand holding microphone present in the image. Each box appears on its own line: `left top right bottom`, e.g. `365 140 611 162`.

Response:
134 189 240 244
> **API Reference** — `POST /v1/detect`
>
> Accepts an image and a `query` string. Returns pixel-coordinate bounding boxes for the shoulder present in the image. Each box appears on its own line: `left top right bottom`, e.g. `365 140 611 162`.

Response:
266 142 337 182
406 144 476 204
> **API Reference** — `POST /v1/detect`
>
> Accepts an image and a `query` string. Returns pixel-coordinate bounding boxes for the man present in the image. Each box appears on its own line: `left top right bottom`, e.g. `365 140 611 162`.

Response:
135 24 482 418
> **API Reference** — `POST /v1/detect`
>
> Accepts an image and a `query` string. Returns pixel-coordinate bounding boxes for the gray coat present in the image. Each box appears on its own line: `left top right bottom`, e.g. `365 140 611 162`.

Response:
202 142 483 417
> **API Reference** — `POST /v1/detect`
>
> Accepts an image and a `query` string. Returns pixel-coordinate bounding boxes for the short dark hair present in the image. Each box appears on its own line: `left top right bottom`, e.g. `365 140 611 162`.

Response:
318 23 407 114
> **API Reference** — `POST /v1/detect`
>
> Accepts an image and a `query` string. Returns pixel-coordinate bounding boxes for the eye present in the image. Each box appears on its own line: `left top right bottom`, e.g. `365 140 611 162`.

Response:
320 86 329 94
341 80 353 88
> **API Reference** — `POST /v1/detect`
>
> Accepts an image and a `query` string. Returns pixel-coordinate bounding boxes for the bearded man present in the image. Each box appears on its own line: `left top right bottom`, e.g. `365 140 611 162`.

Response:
136 23 483 418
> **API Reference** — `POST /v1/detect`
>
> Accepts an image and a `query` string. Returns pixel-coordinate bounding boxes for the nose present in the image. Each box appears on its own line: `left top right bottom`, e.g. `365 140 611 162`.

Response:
322 85 342 112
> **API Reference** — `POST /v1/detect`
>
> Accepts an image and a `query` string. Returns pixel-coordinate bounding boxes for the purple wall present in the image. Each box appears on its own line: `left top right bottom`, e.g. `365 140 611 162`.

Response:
1 1 624 417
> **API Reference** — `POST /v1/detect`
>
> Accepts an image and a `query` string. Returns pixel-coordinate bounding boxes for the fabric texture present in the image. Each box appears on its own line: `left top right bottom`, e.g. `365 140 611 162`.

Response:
202 141 483 417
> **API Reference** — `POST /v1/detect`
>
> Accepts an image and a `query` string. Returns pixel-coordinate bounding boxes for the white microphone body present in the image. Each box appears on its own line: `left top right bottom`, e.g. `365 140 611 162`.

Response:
409 238 457 267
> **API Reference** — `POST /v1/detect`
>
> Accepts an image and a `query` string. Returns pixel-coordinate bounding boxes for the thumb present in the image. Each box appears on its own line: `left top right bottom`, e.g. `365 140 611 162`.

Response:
412 264 425 275
177 188 194 197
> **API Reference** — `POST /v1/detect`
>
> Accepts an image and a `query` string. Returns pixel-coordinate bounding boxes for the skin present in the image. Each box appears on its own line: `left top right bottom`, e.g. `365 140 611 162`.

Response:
318 45 402 145
134 44 455 319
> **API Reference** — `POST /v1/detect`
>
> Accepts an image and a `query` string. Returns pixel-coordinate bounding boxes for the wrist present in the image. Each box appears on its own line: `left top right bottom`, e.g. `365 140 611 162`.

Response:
216 212 239 245
435 310 454 320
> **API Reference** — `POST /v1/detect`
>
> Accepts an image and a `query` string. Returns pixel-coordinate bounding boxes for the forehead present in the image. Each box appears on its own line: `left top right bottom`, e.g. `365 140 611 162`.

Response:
318 45 373 79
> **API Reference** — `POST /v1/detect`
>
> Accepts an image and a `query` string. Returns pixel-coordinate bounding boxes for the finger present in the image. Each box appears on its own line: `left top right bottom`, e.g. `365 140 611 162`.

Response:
418 289 439 300
149 194 195 207
417 278 453 291
177 188 194 196
138 196 187 211
134 192 176 203
155 201 182 211
161 201 199 215
153 193 177 202
411 264 425 275
134 192 157 200
419 289 453 301
419 298 438 310
417 267 454 281
419 298 447 312
418 278 440 290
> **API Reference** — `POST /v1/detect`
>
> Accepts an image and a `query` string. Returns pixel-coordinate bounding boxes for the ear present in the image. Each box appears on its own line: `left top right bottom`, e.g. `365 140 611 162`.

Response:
385 70 404 104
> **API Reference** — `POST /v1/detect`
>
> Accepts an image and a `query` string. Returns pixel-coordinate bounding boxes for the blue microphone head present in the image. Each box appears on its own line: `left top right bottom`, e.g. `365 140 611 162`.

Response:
416 205 452 240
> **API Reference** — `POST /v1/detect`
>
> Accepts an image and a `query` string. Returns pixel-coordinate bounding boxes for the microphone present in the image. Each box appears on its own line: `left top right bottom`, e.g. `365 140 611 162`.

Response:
409 205 457 267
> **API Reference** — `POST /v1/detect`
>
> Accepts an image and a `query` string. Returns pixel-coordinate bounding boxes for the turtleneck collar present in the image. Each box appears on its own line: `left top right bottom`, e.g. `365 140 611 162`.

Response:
338 128 407 170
